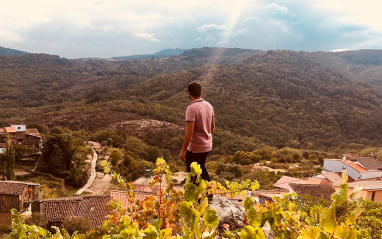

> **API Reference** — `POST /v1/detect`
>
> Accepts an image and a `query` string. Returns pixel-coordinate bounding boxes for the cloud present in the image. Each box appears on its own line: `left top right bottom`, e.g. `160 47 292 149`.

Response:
257 3 289 14
1 0 382 58
197 24 228 33
331 48 350 52
134 33 160 42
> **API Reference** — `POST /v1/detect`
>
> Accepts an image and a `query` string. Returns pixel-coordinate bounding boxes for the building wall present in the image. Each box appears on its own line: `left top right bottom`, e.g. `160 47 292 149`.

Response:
0 195 20 212
11 125 26 132
347 188 382 202
373 190 382 202
323 160 361 180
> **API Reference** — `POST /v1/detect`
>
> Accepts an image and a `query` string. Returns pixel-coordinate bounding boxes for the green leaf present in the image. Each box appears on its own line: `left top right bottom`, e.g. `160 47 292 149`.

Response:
243 197 254 210
320 207 337 234
346 207 363 225
247 207 261 227
251 181 260 192
297 227 322 239
142 225 158 239
240 225 265 239
331 183 348 206
184 183 200 203
203 208 220 232
179 201 199 222
197 197 209 214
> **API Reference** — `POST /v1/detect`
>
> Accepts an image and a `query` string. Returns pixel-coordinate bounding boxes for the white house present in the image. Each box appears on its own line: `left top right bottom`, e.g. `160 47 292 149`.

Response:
323 158 382 180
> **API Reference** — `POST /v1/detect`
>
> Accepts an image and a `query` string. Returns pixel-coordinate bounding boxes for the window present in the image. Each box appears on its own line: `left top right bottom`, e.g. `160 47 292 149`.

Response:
372 191 376 201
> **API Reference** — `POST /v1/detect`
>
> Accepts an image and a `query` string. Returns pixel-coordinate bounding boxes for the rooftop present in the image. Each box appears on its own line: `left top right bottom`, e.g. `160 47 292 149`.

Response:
0 181 40 195
357 157 382 171
348 181 382 190
41 195 111 228
273 176 306 191
289 183 335 201
4 127 16 133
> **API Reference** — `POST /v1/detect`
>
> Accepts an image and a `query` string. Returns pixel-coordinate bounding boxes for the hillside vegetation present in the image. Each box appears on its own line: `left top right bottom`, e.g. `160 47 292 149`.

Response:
2 48 382 154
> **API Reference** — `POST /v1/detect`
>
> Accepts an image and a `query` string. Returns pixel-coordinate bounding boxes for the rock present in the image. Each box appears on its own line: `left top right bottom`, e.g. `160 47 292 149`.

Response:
208 195 245 231
262 221 276 239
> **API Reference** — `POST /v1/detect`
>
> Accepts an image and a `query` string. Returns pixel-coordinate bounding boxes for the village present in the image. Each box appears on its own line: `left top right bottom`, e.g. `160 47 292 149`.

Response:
1 122 382 234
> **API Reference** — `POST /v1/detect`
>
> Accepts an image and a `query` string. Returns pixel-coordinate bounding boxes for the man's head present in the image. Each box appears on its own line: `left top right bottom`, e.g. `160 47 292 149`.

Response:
187 81 202 99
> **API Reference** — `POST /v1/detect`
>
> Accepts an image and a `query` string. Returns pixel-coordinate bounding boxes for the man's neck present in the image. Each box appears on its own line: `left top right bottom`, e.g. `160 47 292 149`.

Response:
190 97 202 102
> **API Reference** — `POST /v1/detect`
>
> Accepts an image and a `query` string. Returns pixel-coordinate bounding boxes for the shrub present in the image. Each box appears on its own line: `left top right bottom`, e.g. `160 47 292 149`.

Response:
61 217 90 235
25 213 48 229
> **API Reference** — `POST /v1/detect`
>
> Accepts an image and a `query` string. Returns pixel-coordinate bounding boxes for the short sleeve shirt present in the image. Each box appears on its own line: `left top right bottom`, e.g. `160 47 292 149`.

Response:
185 99 214 153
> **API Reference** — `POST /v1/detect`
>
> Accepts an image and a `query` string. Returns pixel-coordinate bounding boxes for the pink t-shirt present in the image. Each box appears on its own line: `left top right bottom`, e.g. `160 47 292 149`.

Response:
185 99 214 153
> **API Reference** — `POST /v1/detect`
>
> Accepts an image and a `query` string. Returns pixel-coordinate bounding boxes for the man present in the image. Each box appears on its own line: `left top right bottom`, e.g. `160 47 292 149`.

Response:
179 81 215 181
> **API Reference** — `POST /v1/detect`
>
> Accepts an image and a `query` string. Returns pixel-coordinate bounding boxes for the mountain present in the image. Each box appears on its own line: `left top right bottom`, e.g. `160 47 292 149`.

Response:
2 48 382 153
0 46 27 55
113 48 187 59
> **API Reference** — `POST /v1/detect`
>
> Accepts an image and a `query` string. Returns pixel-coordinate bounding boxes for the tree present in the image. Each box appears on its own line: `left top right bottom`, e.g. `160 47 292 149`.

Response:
38 132 74 177
5 143 15 180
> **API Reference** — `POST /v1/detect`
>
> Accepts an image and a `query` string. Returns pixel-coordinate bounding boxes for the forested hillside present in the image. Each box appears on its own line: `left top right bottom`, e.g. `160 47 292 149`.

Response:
2 48 382 153
0 46 27 55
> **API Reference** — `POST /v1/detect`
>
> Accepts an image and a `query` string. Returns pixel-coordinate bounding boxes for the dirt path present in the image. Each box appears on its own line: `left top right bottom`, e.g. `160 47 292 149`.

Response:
87 172 112 194
75 149 97 195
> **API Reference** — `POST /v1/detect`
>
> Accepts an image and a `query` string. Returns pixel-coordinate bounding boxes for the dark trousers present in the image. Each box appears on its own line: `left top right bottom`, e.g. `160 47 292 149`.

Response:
186 150 211 182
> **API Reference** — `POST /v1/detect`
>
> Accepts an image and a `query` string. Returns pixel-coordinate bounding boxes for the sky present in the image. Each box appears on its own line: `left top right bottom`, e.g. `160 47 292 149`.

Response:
1 0 382 59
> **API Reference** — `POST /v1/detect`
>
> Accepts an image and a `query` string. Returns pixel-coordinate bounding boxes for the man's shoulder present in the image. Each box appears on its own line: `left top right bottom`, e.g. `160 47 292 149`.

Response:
202 100 214 109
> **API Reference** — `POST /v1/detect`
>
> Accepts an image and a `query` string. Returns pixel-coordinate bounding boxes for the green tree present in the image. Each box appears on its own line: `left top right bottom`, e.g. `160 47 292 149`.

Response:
5 143 15 180
38 132 74 177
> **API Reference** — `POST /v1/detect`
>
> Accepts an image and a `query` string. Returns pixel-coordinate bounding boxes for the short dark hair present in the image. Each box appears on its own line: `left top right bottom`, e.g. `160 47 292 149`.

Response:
188 81 202 97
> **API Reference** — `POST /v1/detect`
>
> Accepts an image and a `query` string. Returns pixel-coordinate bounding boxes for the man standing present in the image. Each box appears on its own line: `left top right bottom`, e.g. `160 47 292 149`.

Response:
179 81 215 181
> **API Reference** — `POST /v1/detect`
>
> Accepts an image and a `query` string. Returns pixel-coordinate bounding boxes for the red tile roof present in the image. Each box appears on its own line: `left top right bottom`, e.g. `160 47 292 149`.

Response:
4 127 16 133
26 128 40 137
289 183 335 201
342 159 367 172
274 176 306 191
110 190 154 209
0 181 40 195
41 195 111 228
321 172 342 185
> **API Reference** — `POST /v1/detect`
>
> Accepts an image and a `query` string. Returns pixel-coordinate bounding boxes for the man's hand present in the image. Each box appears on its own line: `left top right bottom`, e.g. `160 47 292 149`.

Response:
179 150 186 162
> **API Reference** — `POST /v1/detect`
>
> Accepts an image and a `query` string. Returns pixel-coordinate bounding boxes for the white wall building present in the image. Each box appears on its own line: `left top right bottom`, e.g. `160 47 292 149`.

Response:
323 158 382 180
11 125 26 132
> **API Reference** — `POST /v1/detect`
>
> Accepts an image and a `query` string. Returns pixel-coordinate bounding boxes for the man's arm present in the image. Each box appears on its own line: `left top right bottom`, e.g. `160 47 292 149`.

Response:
179 122 194 161
211 116 215 134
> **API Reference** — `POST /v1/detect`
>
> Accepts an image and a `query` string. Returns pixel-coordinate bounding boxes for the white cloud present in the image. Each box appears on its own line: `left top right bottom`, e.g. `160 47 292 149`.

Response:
134 33 160 42
197 24 228 33
331 48 350 52
311 0 382 32
0 29 23 42
257 3 289 14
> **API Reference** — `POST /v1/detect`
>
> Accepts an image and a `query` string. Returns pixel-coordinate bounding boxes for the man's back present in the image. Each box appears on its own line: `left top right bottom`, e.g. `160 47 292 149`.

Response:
185 99 214 153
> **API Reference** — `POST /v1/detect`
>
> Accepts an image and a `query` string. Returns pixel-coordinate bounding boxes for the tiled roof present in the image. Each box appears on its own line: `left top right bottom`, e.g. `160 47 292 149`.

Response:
26 128 40 137
342 160 367 173
357 158 382 170
274 176 306 191
321 172 342 185
348 180 382 190
289 183 335 201
42 195 111 228
0 181 40 195
4 127 16 133
110 190 154 209
43 199 81 221
0 128 5 133
77 195 111 228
